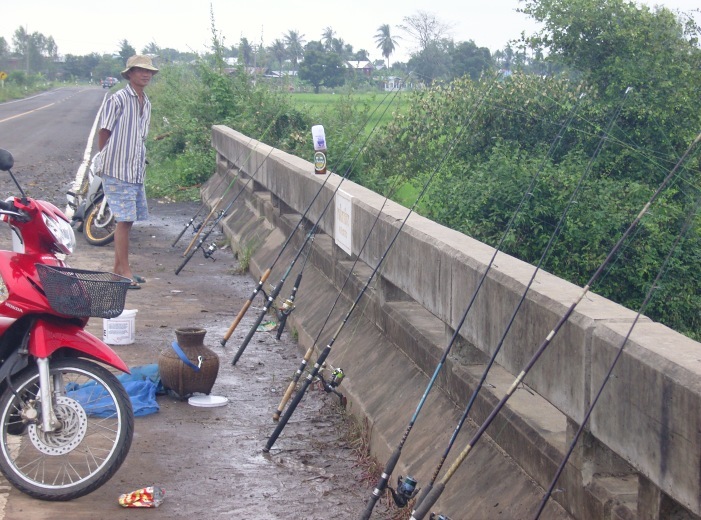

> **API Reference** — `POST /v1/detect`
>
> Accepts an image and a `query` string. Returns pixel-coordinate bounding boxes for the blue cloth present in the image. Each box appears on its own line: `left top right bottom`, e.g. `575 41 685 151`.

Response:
66 364 162 417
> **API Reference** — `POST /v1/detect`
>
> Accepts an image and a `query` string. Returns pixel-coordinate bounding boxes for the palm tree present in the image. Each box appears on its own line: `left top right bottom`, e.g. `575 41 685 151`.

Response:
269 39 287 74
374 24 399 68
322 27 335 51
283 30 305 71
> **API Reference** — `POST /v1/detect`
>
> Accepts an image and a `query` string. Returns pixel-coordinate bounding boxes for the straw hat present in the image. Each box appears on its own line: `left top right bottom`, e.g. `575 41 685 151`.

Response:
121 55 159 79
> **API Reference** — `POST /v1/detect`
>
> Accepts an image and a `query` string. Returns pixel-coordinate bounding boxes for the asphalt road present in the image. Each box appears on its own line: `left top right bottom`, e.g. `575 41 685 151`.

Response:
0 88 392 519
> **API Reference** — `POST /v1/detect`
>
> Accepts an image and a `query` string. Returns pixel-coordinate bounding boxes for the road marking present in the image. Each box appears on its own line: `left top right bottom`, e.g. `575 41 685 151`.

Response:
0 103 55 124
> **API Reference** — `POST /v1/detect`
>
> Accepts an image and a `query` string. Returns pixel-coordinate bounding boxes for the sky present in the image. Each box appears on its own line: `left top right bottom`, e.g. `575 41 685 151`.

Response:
2 0 699 64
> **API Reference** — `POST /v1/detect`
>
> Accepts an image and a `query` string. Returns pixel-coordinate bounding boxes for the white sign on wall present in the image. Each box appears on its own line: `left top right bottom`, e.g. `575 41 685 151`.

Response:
335 189 353 256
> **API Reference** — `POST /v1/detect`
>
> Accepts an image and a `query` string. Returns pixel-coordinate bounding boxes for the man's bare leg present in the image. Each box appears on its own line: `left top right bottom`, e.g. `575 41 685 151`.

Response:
114 221 135 281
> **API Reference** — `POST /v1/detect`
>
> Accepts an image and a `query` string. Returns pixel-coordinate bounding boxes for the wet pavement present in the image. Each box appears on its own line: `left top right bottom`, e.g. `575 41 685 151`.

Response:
0 199 395 519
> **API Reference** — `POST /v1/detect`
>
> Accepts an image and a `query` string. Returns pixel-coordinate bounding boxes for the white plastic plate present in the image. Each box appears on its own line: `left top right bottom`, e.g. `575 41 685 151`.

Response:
188 395 229 407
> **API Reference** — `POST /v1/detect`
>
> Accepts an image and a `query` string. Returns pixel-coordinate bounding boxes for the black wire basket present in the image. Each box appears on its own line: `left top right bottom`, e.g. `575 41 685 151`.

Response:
35 264 131 319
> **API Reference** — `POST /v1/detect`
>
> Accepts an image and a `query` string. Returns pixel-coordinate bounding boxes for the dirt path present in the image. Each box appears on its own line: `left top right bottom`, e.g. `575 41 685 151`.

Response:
0 199 395 519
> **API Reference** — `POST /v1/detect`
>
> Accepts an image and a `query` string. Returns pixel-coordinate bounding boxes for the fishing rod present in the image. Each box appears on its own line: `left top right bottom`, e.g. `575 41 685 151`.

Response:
263 76 499 454
272 169 409 421
174 143 277 275
180 196 224 256
406 89 627 516
359 91 594 520
220 83 405 349
172 109 287 248
533 166 701 519
275 230 314 340
410 129 701 520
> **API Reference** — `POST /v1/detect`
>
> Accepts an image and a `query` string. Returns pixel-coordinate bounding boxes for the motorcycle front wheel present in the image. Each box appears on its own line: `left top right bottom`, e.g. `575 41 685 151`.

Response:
0 358 134 501
84 199 116 246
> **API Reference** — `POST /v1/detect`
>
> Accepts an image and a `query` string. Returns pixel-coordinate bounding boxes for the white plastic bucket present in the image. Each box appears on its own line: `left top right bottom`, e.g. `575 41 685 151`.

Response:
103 309 137 345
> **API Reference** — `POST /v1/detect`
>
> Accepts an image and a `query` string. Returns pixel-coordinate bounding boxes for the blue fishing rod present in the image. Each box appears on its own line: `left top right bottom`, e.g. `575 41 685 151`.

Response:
410 126 701 519
263 74 500 454
359 87 593 520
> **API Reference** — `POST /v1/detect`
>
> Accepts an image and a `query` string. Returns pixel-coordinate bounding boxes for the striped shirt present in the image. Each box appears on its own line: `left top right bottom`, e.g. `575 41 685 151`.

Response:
99 83 151 184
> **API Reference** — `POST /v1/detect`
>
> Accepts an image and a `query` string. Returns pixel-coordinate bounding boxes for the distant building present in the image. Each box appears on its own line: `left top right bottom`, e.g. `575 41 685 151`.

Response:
345 60 374 77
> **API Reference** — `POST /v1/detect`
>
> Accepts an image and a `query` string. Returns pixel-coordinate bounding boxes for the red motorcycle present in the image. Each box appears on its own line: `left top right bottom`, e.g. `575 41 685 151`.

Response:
0 148 134 500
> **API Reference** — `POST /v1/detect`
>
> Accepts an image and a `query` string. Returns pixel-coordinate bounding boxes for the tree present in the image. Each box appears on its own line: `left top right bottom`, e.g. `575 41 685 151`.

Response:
322 27 335 50
118 40 136 64
374 23 400 68
239 37 253 66
298 41 345 93
269 39 287 73
284 30 306 71
406 39 452 84
450 40 492 80
399 11 453 52
142 41 160 56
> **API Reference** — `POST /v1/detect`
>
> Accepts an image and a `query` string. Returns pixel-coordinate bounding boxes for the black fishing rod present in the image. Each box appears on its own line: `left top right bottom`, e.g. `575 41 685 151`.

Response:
172 110 287 248
407 89 627 516
359 91 592 520
532 140 701 520
174 144 277 275
263 76 499 454
272 169 409 421
220 83 406 349
275 231 314 340
410 129 701 520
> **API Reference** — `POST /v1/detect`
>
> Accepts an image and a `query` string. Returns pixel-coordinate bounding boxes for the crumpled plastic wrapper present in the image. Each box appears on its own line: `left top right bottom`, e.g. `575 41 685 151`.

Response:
118 486 165 508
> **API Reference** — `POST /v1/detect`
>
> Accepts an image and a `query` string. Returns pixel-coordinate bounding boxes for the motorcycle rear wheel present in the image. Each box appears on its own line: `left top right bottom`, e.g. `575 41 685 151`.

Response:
0 358 134 501
84 200 116 246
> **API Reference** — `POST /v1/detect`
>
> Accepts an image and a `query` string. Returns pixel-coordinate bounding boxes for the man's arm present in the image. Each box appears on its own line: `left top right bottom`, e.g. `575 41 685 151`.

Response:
98 128 111 151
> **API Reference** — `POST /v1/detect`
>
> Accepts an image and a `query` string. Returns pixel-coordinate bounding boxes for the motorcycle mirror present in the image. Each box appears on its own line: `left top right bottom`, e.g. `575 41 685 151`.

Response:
0 149 14 172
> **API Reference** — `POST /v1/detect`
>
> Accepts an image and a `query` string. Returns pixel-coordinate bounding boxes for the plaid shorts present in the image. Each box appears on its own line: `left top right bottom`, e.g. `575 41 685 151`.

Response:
102 175 149 222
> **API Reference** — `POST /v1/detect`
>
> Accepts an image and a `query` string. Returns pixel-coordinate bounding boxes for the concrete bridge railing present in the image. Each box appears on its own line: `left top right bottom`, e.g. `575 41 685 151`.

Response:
205 124 701 519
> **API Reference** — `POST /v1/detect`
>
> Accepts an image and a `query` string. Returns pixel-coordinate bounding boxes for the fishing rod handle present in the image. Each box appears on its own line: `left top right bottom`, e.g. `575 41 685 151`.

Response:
174 244 198 275
171 217 193 247
274 313 288 340
410 482 445 520
221 299 252 347
361 446 402 519
274 348 313 420
221 269 270 346
231 296 273 366
264 372 314 452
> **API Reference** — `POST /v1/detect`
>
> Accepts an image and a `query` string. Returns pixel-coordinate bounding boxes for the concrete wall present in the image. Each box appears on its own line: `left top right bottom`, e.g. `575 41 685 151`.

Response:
208 125 701 519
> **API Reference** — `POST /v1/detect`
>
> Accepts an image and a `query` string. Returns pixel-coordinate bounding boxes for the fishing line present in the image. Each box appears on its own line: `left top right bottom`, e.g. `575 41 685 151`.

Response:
410 128 701 520
359 87 593 520
221 80 408 351
272 165 410 421
407 87 629 516
172 105 288 249
263 73 501 455
533 162 701 519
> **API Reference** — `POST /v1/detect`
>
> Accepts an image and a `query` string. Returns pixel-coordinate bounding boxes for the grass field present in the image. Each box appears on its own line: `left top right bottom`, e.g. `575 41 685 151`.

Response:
287 91 412 134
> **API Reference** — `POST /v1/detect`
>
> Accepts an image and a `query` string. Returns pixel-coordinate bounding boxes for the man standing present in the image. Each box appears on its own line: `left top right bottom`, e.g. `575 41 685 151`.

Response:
98 55 158 289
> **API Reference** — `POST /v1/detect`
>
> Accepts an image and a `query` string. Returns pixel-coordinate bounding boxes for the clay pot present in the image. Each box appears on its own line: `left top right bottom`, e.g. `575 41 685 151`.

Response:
158 327 220 400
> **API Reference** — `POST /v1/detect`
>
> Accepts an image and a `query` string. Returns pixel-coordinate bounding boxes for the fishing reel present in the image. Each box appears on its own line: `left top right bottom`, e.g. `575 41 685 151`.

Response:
429 514 451 520
388 475 419 508
202 242 217 260
277 297 296 318
317 366 347 407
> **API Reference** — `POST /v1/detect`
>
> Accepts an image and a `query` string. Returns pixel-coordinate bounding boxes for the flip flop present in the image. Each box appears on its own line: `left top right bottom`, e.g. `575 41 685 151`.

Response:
128 281 141 290
133 275 146 284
